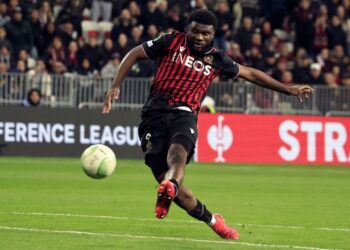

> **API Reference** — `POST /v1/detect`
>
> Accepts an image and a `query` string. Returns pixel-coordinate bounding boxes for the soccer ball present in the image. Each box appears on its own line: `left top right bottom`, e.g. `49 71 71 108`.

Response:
81 144 117 179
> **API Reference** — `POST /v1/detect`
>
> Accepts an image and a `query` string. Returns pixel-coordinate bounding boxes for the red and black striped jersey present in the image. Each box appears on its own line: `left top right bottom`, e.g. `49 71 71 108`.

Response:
141 31 239 113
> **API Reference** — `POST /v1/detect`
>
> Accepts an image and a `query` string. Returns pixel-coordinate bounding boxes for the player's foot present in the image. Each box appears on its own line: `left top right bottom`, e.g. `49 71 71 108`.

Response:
210 214 239 240
155 180 177 219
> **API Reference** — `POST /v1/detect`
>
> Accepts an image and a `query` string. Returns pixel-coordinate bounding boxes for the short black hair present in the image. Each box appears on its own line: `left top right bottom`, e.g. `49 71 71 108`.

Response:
187 9 217 29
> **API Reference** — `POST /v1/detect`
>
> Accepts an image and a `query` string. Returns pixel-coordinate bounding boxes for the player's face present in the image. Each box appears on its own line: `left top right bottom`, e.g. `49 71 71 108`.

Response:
187 21 215 51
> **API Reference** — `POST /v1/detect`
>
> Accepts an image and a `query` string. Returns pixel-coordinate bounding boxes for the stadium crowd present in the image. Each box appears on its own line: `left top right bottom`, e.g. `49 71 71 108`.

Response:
1 0 350 89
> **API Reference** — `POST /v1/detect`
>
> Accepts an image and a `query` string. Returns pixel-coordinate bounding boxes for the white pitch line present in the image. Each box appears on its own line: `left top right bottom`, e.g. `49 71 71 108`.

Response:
1 211 349 233
0 225 339 250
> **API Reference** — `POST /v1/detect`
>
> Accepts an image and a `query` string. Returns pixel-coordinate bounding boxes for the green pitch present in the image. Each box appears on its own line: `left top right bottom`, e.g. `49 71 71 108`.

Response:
0 157 349 250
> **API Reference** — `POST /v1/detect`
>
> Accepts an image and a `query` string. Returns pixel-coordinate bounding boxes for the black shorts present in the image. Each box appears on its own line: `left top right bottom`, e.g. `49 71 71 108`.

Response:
138 110 198 178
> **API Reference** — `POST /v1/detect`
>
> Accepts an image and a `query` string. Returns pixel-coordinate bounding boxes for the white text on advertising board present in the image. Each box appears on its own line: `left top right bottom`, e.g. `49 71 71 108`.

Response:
279 120 350 163
0 122 140 146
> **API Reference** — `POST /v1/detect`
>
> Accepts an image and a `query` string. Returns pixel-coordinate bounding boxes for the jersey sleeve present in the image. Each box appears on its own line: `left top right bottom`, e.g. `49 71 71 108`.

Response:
141 32 174 59
220 54 240 80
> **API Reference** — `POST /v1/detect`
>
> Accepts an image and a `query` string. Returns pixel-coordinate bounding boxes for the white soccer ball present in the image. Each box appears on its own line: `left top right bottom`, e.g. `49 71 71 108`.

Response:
81 144 117 179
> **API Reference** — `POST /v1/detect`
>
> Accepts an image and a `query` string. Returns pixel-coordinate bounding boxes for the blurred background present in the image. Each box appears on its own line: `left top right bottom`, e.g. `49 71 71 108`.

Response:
0 0 349 115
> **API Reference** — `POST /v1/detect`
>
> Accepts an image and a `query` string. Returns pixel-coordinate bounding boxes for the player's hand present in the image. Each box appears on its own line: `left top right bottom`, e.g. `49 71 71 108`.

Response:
102 87 120 114
288 85 314 102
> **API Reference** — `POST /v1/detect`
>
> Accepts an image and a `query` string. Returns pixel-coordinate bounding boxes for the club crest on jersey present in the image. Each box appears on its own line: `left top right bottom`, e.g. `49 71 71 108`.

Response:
172 50 212 76
204 55 213 64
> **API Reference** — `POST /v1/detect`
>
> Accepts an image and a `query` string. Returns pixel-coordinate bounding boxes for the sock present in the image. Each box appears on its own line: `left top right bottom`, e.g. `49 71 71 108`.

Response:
188 199 213 225
169 179 179 197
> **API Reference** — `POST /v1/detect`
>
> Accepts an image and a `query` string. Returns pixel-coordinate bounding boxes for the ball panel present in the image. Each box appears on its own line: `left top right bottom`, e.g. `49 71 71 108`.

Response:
81 144 117 179
97 156 116 177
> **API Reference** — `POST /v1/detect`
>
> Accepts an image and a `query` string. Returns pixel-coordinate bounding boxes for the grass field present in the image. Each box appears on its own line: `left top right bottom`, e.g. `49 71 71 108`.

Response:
0 157 349 250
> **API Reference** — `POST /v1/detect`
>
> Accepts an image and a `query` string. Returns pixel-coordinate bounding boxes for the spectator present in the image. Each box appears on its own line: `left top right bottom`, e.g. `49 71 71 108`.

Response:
57 0 85 35
0 45 11 68
326 0 341 18
91 0 113 22
227 42 245 65
18 49 36 70
235 16 254 53
293 53 312 82
324 64 341 87
262 50 277 76
100 37 117 67
27 59 53 99
111 9 133 41
143 24 159 41
240 0 260 21
56 22 75 48
10 59 26 73
260 20 273 43
38 1 54 27
23 88 43 107
129 25 143 48
0 62 8 92
273 59 289 81
7 0 21 16
0 27 11 53
158 0 169 27
140 0 165 32
115 33 130 58
166 5 185 32
100 52 121 78
28 9 43 58
65 41 80 72
261 0 289 29
289 0 314 51
80 34 103 70
128 1 141 25
306 63 327 85
316 48 332 71
191 0 209 10
280 70 294 84
329 44 349 67
4 6 34 60
0 61 8 74
312 10 328 54
214 0 234 50
328 15 347 49
37 21 57 57
0 2 10 26
46 36 66 69
246 46 264 69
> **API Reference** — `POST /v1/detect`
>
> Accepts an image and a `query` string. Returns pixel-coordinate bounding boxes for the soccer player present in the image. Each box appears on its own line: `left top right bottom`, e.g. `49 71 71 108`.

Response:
102 9 314 240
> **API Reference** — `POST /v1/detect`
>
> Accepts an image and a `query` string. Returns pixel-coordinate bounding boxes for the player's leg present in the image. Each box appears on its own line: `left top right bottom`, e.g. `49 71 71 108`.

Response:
146 152 239 240
174 185 239 240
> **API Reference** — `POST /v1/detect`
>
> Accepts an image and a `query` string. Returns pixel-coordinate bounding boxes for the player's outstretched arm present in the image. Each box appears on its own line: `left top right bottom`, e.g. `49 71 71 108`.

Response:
102 45 147 113
237 65 314 102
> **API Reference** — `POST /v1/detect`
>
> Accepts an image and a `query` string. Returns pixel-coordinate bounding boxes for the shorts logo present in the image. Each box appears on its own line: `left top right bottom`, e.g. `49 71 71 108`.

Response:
145 133 152 151
190 128 195 134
